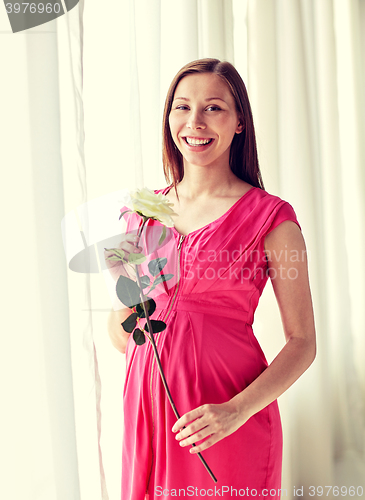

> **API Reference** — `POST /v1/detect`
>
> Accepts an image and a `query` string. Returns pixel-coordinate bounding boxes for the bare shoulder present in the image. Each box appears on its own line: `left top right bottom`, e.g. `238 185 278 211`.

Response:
264 220 307 281
264 220 304 253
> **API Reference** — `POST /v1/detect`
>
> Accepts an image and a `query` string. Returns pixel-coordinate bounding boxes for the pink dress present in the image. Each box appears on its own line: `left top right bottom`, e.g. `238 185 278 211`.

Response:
120 186 300 499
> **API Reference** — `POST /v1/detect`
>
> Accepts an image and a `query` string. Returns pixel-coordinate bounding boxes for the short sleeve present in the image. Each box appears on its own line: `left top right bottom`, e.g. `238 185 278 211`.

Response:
266 201 301 236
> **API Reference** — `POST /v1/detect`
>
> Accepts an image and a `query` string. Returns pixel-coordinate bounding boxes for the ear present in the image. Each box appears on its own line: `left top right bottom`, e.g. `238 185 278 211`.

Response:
235 117 244 134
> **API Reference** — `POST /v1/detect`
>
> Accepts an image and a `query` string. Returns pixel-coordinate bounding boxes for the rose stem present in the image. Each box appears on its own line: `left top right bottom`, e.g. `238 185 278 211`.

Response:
134 221 217 484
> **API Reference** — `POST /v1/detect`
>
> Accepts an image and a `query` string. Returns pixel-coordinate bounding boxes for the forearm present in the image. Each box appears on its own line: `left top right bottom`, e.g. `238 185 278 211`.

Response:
230 335 316 422
107 308 132 354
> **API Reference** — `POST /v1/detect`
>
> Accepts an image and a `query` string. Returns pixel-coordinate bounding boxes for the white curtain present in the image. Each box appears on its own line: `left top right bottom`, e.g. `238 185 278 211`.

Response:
0 3 82 500
246 1 365 492
2 1 364 499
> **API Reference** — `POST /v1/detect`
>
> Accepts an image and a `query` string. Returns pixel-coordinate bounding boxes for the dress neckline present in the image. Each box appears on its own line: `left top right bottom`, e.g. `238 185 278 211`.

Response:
162 185 258 237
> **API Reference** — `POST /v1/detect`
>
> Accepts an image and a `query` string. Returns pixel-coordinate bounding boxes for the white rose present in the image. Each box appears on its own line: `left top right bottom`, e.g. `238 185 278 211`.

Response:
125 187 177 227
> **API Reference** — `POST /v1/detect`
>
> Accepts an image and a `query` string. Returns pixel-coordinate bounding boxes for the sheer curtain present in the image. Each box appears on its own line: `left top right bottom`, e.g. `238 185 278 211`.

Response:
2 1 364 499
1 3 81 500
246 1 365 491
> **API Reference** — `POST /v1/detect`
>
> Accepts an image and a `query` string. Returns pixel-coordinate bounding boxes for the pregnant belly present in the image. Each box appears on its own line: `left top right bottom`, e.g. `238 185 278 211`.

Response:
141 308 269 408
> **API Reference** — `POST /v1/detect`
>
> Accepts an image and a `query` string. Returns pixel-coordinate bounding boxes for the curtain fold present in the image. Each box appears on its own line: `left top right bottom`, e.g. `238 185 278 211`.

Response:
1 5 81 500
57 2 111 499
247 0 365 495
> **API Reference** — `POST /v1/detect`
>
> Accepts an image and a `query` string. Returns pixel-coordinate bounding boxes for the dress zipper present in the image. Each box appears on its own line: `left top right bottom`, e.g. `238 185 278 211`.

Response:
177 234 185 249
162 234 185 322
146 233 186 493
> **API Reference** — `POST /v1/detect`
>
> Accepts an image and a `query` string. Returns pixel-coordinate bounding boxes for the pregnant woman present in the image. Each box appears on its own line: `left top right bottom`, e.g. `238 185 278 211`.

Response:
106 58 316 499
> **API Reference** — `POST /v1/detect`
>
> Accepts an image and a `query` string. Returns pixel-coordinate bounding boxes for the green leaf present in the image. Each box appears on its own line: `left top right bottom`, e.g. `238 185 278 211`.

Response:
128 252 146 265
133 328 146 345
139 275 150 288
158 225 167 245
148 257 167 277
113 248 126 259
119 210 131 220
145 320 167 334
121 313 138 333
136 298 156 319
106 255 123 261
105 247 126 261
116 275 141 307
153 273 174 286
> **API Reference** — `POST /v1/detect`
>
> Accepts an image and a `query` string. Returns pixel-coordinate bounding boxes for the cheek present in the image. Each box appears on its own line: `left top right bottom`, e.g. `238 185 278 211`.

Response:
219 118 240 140
168 114 181 144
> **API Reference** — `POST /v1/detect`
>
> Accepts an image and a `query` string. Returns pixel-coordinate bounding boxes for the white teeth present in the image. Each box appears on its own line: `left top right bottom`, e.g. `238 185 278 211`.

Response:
185 137 212 146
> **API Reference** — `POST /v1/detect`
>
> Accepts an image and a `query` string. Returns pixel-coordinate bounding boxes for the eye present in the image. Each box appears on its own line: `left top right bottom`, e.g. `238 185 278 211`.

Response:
175 105 189 110
206 105 222 112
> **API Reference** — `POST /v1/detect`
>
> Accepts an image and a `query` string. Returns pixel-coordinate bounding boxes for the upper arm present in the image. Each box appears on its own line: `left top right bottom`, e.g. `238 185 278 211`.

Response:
264 220 316 347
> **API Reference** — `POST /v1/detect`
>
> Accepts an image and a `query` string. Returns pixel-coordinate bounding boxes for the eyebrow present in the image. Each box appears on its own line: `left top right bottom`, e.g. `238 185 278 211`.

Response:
173 97 226 102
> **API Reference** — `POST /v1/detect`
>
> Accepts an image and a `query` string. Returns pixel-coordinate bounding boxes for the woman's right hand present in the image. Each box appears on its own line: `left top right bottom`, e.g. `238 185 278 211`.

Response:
104 233 142 281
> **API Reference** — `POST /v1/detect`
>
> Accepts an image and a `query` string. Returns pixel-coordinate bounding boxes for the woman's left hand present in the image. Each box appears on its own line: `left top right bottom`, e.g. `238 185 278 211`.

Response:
171 401 247 453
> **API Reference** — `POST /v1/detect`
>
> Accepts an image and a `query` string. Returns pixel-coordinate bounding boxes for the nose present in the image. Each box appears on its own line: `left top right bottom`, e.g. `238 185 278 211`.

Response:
186 109 206 130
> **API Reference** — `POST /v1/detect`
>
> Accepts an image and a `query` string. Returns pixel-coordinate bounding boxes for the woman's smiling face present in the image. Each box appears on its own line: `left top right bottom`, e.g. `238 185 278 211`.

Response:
169 72 243 170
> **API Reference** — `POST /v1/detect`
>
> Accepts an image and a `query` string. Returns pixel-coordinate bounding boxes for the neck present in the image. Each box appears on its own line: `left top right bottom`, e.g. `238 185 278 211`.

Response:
177 161 239 200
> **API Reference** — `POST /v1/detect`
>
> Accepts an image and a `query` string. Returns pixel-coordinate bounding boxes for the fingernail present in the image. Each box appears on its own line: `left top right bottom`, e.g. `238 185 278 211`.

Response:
172 427 176 433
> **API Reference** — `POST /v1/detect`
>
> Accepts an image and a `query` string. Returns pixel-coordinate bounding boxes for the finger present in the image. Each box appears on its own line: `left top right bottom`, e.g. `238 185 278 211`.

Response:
104 257 123 268
176 426 211 448
119 241 142 254
189 434 219 454
104 249 123 268
172 406 206 433
175 416 207 441
124 234 140 244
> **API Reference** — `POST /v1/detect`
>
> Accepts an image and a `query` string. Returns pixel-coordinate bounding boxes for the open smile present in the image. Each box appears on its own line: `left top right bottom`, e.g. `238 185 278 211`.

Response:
183 136 214 147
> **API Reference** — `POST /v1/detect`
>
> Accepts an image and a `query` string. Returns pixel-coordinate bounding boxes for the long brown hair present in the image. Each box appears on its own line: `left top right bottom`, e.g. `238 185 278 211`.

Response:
162 58 264 192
